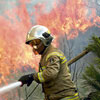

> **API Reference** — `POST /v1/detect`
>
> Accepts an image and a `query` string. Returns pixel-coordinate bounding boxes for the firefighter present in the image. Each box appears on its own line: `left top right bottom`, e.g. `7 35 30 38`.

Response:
18 25 80 100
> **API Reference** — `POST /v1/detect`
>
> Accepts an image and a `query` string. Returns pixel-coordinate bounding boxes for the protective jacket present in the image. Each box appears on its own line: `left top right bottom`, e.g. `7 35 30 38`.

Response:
34 44 78 100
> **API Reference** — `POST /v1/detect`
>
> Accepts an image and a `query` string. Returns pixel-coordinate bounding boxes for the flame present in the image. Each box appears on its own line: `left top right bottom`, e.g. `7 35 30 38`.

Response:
0 0 40 84
0 0 100 85
35 0 100 39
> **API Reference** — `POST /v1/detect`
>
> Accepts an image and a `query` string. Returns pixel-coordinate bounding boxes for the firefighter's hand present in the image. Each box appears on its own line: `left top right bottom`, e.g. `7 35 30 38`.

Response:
18 74 34 87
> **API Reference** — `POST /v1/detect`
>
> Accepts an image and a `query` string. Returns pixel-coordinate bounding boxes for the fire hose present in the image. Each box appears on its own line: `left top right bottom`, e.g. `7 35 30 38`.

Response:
24 83 39 100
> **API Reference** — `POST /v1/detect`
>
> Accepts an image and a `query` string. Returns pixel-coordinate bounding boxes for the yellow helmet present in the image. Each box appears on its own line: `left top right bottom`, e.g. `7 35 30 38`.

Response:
26 25 53 46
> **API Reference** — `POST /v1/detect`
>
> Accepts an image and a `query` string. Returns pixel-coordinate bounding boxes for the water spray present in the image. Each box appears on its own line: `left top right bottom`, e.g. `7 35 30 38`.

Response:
0 81 22 95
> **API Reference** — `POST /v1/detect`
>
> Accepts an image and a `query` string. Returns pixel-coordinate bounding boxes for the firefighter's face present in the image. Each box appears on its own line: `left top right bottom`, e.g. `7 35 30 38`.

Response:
29 39 45 55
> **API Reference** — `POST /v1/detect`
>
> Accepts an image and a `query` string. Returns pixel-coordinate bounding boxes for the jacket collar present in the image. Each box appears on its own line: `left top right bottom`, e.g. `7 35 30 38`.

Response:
41 44 52 58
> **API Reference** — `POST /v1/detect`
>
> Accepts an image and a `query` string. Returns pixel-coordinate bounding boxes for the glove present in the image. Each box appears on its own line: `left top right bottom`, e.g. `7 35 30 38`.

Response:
18 73 34 87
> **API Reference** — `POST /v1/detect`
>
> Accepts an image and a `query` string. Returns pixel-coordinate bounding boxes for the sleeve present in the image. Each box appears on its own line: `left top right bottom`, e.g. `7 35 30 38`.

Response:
33 55 61 83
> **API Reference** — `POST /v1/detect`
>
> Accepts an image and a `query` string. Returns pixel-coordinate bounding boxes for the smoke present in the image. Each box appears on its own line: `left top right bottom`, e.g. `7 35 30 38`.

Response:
0 0 59 15
26 0 60 14
0 0 18 15
96 0 100 5
85 0 100 16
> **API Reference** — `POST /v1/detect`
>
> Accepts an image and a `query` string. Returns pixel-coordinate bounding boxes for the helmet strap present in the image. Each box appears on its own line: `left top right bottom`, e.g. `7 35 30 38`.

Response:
39 45 47 55
32 42 47 55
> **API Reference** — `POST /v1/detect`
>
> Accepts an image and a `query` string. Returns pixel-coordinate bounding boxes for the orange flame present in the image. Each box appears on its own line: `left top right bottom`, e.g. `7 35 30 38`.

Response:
35 0 100 39
0 0 100 85
0 0 40 84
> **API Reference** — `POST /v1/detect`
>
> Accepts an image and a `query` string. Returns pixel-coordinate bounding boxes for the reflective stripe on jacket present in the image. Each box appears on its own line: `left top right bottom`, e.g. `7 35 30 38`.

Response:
34 45 77 100
60 93 80 100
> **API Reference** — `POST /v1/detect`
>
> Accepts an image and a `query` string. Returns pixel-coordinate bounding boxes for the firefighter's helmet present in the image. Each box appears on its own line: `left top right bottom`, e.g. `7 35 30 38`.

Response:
26 25 53 46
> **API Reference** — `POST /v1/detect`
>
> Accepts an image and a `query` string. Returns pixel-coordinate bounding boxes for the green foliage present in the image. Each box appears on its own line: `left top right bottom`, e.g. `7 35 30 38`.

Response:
87 36 100 57
83 63 100 91
82 35 100 99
